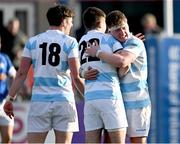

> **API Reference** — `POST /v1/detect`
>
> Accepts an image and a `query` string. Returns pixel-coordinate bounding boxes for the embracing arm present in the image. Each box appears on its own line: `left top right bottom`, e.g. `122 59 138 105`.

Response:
86 42 136 68
97 50 135 68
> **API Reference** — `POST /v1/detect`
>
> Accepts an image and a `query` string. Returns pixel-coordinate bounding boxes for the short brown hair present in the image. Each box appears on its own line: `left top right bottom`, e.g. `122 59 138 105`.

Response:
106 10 127 29
83 7 106 30
46 5 74 26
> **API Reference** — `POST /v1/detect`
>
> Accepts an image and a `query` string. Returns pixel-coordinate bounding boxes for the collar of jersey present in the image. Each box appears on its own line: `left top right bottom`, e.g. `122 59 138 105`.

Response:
46 29 64 34
87 30 104 34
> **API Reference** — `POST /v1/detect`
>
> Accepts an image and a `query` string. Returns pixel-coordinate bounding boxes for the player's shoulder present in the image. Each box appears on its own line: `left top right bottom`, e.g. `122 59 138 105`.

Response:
79 32 91 43
131 35 143 43
65 34 77 41
24 33 44 51
80 30 105 41
102 33 119 44
62 34 78 45
27 33 41 43
126 35 144 47
104 33 117 40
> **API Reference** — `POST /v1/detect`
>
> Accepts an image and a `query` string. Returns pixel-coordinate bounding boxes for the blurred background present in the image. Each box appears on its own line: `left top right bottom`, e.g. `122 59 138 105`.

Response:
0 0 180 143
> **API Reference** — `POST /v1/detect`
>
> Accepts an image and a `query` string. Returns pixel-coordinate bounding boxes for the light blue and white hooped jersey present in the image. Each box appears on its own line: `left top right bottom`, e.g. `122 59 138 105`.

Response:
0 53 16 102
79 30 123 101
120 34 151 109
23 30 79 102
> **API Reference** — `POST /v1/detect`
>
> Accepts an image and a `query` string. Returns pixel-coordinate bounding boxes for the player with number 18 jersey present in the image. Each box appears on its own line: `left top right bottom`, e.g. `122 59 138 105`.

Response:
23 30 79 102
3 5 84 143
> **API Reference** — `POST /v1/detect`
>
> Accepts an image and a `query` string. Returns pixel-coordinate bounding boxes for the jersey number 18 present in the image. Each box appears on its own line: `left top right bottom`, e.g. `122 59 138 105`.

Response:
39 42 61 66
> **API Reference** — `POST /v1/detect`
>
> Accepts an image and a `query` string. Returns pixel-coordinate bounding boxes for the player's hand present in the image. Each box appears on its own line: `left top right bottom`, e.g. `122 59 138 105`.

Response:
135 33 145 41
3 101 14 119
85 40 100 57
84 66 99 80
118 64 130 78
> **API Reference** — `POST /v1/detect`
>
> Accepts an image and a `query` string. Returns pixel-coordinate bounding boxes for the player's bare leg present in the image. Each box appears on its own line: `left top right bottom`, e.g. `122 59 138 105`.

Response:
0 125 13 144
103 129 111 143
28 132 48 144
86 129 102 143
54 130 73 144
130 136 147 144
108 128 127 143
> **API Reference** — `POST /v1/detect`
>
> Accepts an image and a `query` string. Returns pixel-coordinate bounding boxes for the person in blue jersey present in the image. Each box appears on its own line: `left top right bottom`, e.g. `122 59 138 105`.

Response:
79 7 128 143
85 10 151 144
0 35 16 144
3 5 84 143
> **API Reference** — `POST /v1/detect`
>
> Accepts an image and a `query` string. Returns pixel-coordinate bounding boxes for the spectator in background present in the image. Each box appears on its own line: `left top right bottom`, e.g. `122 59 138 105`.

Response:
141 13 162 35
0 35 16 144
1 17 27 69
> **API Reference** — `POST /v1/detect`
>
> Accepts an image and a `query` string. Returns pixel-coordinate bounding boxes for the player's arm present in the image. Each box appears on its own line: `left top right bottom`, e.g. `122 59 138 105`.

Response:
115 50 135 77
4 57 31 118
8 57 31 98
96 50 135 78
114 50 136 68
85 33 143 67
69 57 84 97
6 55 17 85
86 41 135 68
97 50 135 68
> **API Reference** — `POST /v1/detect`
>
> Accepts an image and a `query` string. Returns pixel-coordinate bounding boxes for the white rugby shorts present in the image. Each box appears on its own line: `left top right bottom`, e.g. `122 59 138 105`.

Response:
84 99 128 131
28 101 79 132
126 105 151 137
